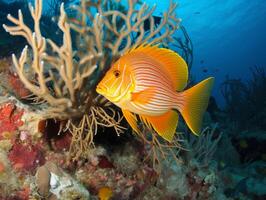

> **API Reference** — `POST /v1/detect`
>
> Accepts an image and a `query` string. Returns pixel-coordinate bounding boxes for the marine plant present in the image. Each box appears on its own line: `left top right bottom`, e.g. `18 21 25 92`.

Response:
138 126 184 172
172 25 193 71
221 66 266 131
184 123 222 168
3 0 181 161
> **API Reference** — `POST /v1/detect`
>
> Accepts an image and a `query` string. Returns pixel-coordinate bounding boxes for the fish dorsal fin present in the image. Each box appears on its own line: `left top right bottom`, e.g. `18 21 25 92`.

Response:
139 110 179 142
130 45 189 91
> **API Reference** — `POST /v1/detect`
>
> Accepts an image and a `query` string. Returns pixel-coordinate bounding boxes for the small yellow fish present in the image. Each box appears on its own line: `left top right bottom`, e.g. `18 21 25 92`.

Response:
96 45 214 142
98 186 113 200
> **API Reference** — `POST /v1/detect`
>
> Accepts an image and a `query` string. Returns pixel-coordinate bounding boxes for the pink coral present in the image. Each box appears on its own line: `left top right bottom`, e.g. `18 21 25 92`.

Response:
0 161 5 173
0 103 24 136
184 170 212 200
7 72 31 99
76 160 160 199
51 132 72 152
5 187 30 200
8 141 45 173
98 155 114 169
13 187 30 200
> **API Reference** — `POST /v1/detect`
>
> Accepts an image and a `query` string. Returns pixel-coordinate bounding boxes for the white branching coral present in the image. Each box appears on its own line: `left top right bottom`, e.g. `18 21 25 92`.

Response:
3 0 101 117
71 0 180 60
3 0 180 160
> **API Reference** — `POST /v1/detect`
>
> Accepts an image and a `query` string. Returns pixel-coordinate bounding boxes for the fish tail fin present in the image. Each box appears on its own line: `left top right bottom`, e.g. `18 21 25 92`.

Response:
175 77 214 135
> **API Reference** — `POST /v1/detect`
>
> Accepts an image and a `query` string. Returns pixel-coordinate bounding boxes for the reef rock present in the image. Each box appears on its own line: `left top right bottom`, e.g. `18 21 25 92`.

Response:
34 162 91 200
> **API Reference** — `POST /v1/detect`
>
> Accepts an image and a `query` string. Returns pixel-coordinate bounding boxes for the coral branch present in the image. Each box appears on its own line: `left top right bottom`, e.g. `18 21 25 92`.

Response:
70 0 180 67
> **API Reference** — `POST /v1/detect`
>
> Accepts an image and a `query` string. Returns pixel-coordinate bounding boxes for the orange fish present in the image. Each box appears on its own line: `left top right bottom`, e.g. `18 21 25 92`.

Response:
98 186 113 200
96 45 214 142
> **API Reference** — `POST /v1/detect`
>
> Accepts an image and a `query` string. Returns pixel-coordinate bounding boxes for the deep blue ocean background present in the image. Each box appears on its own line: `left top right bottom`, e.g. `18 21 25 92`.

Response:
144 0 266 107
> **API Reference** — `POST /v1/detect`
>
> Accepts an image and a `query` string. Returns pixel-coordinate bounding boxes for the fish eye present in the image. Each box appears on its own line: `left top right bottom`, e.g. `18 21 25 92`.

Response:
113 70 120 78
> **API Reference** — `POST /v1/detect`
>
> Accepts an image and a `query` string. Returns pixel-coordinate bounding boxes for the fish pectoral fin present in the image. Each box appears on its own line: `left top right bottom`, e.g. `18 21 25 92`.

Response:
122 109 140 134
131 87 156 105
140 110 179 142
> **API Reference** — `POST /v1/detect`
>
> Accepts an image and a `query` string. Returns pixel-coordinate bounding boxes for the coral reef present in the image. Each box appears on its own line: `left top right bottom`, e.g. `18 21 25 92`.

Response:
221 66 266 131
218 67 266 199
1 0 264 200
0 149 20 198
8 140 45 172
167 124 227 200
0 97 227 199
33 162 90 199
0 102 24 136
1 95 258 199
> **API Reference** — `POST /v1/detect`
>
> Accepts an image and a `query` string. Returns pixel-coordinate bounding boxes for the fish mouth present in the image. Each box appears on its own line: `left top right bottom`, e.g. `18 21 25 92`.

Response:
96 85 121 103
96 84 107 96
96 85 103 95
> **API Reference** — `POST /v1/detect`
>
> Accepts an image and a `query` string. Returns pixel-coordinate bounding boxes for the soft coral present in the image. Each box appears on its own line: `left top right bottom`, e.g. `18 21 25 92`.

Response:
0 103 23 136
8 141 45 173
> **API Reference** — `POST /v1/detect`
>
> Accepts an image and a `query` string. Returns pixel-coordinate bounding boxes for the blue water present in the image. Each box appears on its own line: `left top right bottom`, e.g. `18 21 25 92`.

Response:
145 0 266 107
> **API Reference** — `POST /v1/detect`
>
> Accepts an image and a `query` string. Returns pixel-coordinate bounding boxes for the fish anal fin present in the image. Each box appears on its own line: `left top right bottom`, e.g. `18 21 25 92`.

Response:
140 110 179 142
131 87 156 105
122 109 139 133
